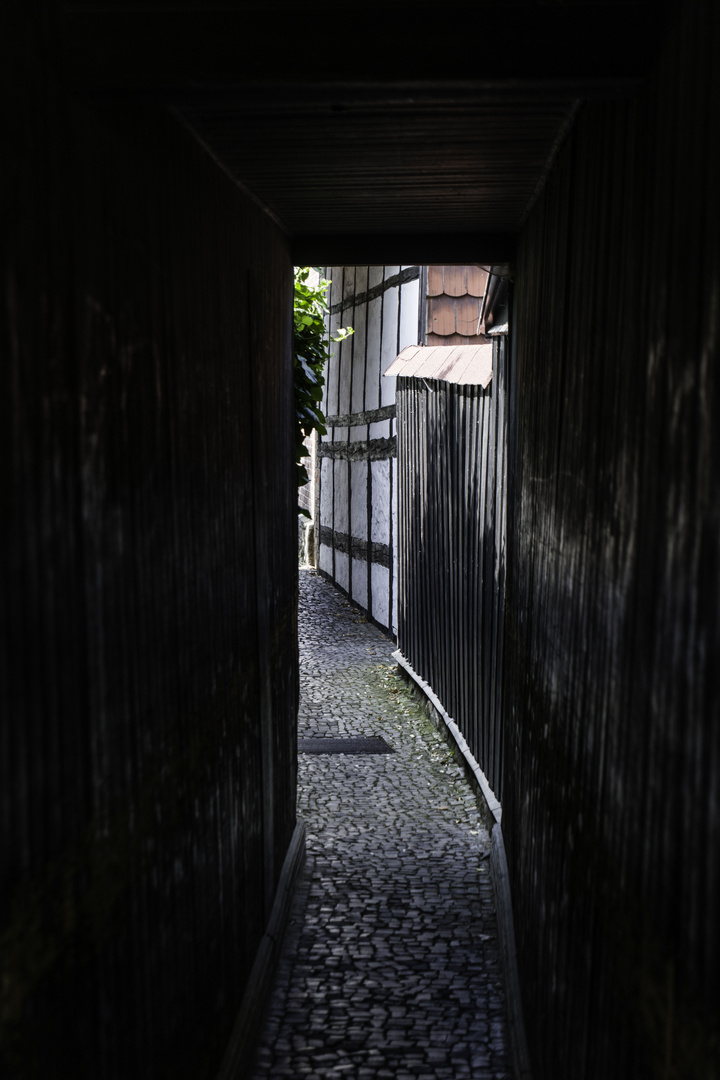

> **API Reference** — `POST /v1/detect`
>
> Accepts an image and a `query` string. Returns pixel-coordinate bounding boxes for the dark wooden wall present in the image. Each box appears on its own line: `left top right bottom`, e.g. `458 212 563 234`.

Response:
505 3 720 1077
1 14 297 1080
396 340 508 799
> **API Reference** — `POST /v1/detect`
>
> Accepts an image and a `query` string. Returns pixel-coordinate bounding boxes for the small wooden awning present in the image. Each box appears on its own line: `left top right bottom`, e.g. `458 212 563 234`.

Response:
384 344 493 388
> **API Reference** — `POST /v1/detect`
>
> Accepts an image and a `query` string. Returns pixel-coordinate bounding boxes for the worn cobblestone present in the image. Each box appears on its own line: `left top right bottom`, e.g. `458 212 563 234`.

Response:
250 570 510 1079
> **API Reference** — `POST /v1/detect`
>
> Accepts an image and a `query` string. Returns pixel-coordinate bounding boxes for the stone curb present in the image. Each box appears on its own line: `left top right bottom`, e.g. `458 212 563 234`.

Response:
217 820 307 1080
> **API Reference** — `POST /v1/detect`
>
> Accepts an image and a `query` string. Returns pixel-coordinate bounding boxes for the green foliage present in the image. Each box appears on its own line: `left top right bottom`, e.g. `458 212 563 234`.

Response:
294 267 352 513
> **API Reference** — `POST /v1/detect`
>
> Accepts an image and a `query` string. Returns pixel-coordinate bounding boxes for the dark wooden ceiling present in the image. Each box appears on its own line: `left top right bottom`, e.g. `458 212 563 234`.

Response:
61 1 670 263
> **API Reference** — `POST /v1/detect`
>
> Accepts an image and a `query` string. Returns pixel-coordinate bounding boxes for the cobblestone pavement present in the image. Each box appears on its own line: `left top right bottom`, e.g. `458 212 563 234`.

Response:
250 569 510 1080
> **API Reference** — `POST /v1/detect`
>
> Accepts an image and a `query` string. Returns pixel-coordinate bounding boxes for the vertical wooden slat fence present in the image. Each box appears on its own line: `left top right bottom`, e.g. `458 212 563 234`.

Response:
396 335 508 800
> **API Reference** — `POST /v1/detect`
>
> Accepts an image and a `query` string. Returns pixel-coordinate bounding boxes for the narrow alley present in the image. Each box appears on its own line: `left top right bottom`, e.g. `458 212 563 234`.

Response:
250 570 510 1080
8 7 719 1078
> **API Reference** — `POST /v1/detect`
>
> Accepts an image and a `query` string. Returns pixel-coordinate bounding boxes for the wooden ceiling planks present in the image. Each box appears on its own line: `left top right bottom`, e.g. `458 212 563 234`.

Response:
60 1 670 251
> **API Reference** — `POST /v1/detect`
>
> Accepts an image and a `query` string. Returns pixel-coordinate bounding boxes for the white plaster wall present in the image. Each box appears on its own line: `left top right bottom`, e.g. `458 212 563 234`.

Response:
352 558 368 609
351 302 367 416
326 305 342 417
320 456 333 526
319 542 333 574
368 265 384 289
342 266 355 300
371 564 390 627
338 327 353 415
371 460 390 545
350 460 368 540
400 278 420 351
335 550 349 593
369 419 391 441
365 295 382 412
355 265 369 294
392 458 398 635
380 286 399 407
334 459 349 534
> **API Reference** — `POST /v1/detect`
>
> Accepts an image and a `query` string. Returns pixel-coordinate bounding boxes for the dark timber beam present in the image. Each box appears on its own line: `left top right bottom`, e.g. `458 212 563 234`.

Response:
62 2 668 92
291 234 516 268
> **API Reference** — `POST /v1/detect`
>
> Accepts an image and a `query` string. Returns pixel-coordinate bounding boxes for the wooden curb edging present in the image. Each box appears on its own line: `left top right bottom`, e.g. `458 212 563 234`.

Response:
490 822 533 1080
217 819 307 1080
392 648 532 1080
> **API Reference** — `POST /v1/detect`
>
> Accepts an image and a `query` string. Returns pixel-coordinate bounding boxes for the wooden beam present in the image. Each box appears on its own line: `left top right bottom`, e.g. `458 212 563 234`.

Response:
61 3 667 92
291 233 516 268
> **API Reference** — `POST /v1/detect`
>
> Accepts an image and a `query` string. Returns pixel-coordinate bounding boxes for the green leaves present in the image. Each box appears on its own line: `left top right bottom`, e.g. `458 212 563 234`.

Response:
293 267 353 509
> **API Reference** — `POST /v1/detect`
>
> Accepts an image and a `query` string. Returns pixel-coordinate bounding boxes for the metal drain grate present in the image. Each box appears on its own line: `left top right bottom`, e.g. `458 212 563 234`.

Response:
298 736 394 755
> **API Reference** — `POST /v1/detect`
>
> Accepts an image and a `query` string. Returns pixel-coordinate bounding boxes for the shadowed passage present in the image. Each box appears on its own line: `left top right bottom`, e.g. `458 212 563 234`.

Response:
250 569 510 1080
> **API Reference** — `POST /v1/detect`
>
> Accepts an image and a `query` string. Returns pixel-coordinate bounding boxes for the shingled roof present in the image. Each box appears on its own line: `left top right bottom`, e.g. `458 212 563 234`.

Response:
426 265 490 347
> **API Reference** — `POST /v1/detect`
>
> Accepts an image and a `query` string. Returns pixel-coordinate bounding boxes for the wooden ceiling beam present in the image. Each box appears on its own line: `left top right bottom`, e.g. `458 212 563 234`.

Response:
290 233 516 268
61 3 668 94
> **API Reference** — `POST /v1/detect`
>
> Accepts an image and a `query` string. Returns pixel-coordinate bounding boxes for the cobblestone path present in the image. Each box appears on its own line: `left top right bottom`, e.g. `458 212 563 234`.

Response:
250 569 510 1079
